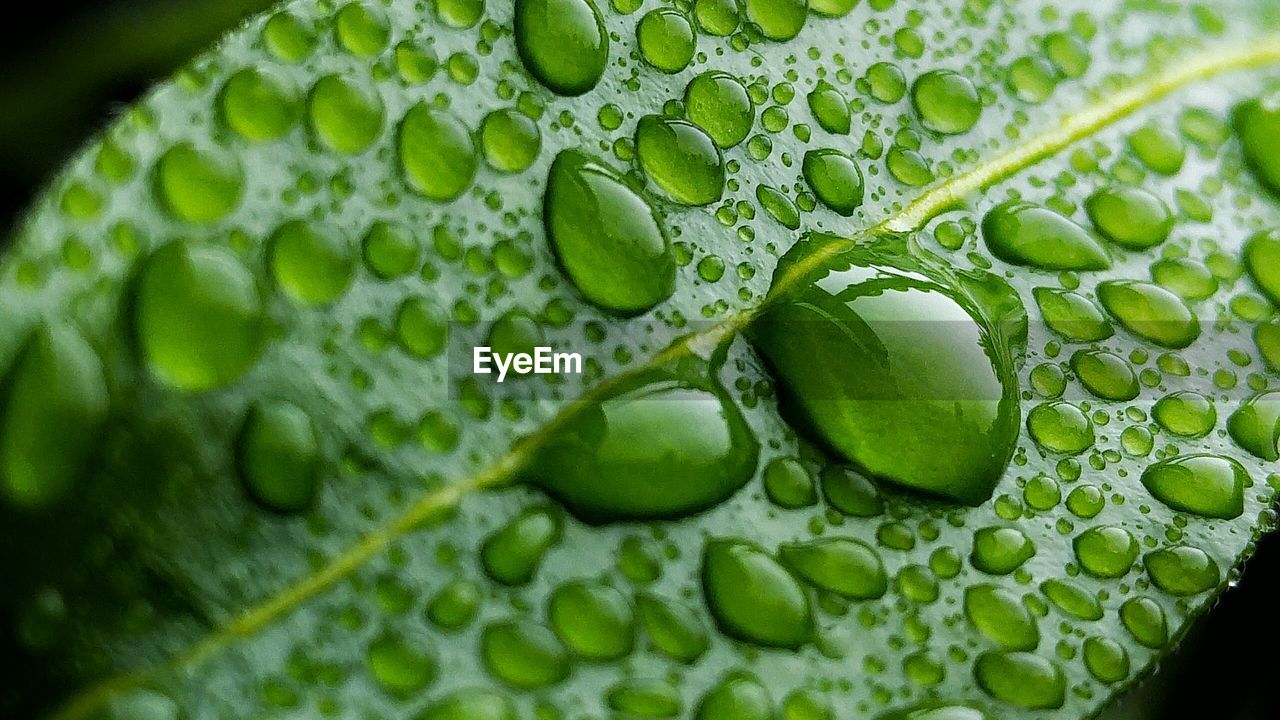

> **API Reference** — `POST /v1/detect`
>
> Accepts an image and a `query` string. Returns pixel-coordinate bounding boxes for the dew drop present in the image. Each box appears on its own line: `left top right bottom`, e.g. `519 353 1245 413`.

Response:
973 651 1065 710
1228 391 1280 461
1033 288 1113 341
398 104 478 201
219 68 300 142
481 620 570 689
981 202 1109 271
1071 349 1138 401
964 584 1039 650
1235 95 1280 196
1244 230 1280 306
367 633 436 697
268 220 355 305
237 400 319 513
548 581 634 660
544 150 675 315
308 74 385 154
514 0 608 96
702 539 812 649
970 526 1035 575
1141 454 1246 519
1027 400 1095 454
1085 186 1173 250
911 70 982 135
635 115 725 206
480 109 541 174
637 8 696 74
1144 545 1220 596
418 689 516 720
480 506 562 586
1073 526 1138 579
741 0 806 41
153 143 243 223
1120 596 1167 648
802 149 864 216
778 538 887 599
1152 391 1216 438
695 673 773 720
637 593 709 663
1097 280 1199 349
685 72 754 149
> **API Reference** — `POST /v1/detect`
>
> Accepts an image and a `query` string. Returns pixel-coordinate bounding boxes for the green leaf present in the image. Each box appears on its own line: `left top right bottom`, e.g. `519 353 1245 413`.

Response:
3 2 1280 720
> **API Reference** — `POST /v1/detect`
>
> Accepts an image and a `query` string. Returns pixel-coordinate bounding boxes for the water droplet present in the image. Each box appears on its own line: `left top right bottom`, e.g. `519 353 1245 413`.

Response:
0 324 108 509
964 584 1039 650
367 633 436 697
530 370 756 521
480 109 541 174
973 651 1065 710
878 705 990 720
1144 545 1220 596
269 220 355 305
219 68 300 141
685 72 754 149
1141 454 1246 519
308 74 385 154
694 0 739 35
635 115 725 206
1229 391 1280 460
802 149 864 216
808 82 852 135
636 593 709 663
544 150 675 315
608 679 682 718
1085 186 1173 250
1152 258 1218 300
1120 596 1167 648
514 0 608 96
437 0 485 28
741 0 806 41
134 242 265 391
1097 280 1199 349
1041 579 1103 620
756 185 800 229
481 620 570 689
480 505 562 585
335 2 389 57
865 62 907 103
981 202 1109 271
395 297 449 359
763 457 817 508
153 143 243 223
1033 288 1113 341
1027 400 1095 454
363 221 419 280
263 11 317 63
702 539 812 648
637 8 696 73
970 526 1035 575
1128 124 1185 175
427 579 481 631
1083 637 1130 684
548 581 634 660
1006 56 1057 104
1152 391 1216 438
819 465 883 517
696 673 773 720
398 104 478 201
750 246 1020 505
778 538 887 599
1073 526 1137 579
418 689 516 720
1236 95 1280 196
912 70 982 135
1071 349 1138 401
1244 230 1280 306
237 400 319 513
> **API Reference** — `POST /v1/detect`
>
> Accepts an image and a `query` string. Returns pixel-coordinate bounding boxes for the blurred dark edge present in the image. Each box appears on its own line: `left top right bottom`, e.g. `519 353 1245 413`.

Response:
1 2 1277 719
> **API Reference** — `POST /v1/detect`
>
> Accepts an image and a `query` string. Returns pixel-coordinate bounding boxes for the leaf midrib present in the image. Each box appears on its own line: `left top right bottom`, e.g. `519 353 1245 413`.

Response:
50 32 1280 720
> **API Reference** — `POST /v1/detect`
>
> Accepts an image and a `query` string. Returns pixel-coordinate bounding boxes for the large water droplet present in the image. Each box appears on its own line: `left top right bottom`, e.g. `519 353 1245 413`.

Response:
548 581 634 660
1120 596 1167 648
635 115 725 206
480 109 541 174
480 505 562 585
1073 526 1137 579
778 538 887 599
1026 400 1095 454
237 400 319 513
1097 280 1200 349
1033 288 1113 341
514 0 608 96
308 74 385 154
695 673 773 720
973 651 1065 710
741 0 806 41
133 242 265 391
481 620 570 689
1234 95 1280 197
1229 391 1280 460
1071 349 1138 401
912 70 982 135
803 150 865 216
399 104 478 201
366 632 436 697
749 243 1020 505
418 689 516 720
1140 454 1246 519
981 202 1109 271
219 68 301 142
0 324 108 509
702 539 812 649
1244 230 1280 306
1144 545 1220 596
685 72 754 149
544 150 675 316
636 593 709 663
964 584 1039 650
153 143 243 223
268 220 355 305
637 8 696 73
970 526 1035 575
1085 186 1173 250
1041 579 1103 620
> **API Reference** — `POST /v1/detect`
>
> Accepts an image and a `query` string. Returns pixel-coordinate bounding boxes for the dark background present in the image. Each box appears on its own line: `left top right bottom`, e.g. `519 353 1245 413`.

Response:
1 2 1276 718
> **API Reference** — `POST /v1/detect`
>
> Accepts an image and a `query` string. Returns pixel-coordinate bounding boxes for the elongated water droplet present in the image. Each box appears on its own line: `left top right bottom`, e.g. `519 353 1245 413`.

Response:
237 400 319 513
808 82 852 135
514 0 608 96
1152 391 1216 438
741 0 806 41
1120 596 1167 648
964 584 1039 650
981 202 1109 271
637 593 709 663
419 689 516 720
1097 280 1199 349
544 150 675 316
480 505 562 586
269 220 355 305
750 243 1020 505
0 324 108 509
1144 545 1220 596
635 115 725 206
1040 579 1103 620
1234 95 1280 197
803 149 864 216
608 679 681 718
134 242 265 391
1229 391 1280 460
973 651 1065 710
548 581 634 660
530 370 757 521
637 8 695 73
1085 186 1173 250
399 104 478 201
1140 454 1246 519
1244 230 1280 306
778 538 887 599
702 539 812 649
696 673 773 720
1071 349 1138 401
481 620 570 689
